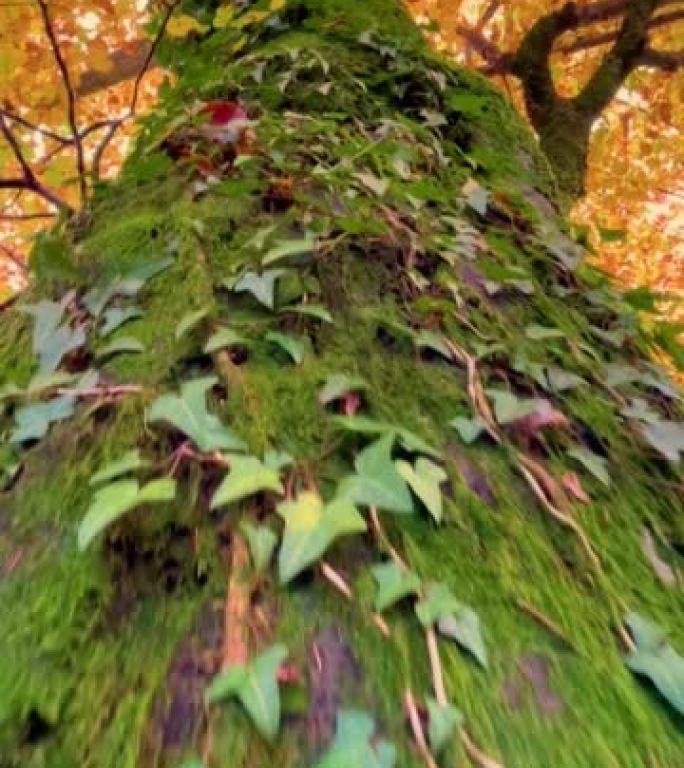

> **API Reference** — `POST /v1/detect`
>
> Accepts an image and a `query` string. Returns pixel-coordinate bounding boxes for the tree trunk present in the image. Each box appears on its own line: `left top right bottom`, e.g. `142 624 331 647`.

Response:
0 2 682 768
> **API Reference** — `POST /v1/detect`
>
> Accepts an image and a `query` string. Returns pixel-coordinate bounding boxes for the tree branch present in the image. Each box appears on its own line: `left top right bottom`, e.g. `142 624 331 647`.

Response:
0 113 37 182
575 0 661 115
36 0 87 202
638 45 684 69
0 107 71 144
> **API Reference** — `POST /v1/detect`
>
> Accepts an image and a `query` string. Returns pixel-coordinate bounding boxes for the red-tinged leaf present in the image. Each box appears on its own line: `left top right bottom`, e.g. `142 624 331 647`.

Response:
201 100 248 125
561 472 590 504
515 400 569 438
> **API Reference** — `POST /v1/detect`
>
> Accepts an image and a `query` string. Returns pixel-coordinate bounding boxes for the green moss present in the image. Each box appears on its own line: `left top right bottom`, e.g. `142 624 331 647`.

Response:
0 1 681 766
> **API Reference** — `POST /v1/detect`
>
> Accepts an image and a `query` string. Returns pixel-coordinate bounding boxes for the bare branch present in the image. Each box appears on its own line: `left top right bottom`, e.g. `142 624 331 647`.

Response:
0 113 36 182
638 45 684 68
0 212 56 220
0 243 28 275
36 0 87 202
0 108 71 144
456 24 512 72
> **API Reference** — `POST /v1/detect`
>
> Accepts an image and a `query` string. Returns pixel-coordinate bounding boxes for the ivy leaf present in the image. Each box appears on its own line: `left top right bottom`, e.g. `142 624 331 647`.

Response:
89 449 147 486
78 478 176 550
96 336 145 360
314 709 396 768
525 324 565 341
395 457 447 523
211 455 283 508
546 367 584 392
11 396 75 443
438 609 488 669
319 373 368 406
567 447 611 487
340 434 414 514
177 758 205 768
261 235 316 266
332 415 439 457
371 561 421 612
23 300 85 374
354 172 389 197
450 416 485 444
204 327 248 353
414 330 452 359
205 644 288 741
149 377 246 453
276 491 366 584
265 331 306 365
638 420 684 463
486 389 539 425
415 583 487 667
175 308 209 340
462 178 488 216
231 269 285 310
84 257 173 316
240 522 278 573
279 304 333 323
100 307 143 337
263 449 293 470
427 697 463 755
624 613 684 716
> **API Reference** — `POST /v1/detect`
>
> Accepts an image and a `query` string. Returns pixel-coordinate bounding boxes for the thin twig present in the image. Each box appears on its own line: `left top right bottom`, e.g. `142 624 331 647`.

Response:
516 598 573 648
37 0 87 202
0 243 28 275
0 107 70 144
404 689 440 768
369 506 406 568
425 627 447 706
319 560 353 599
460 729 504 768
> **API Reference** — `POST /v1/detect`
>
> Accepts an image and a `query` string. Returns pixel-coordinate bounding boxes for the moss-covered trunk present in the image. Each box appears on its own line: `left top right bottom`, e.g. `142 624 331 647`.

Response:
1 2 682 767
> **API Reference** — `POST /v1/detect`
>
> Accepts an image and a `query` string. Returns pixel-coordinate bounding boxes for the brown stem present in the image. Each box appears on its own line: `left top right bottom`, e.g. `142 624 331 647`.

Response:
37 0 87 202
0 107 70 144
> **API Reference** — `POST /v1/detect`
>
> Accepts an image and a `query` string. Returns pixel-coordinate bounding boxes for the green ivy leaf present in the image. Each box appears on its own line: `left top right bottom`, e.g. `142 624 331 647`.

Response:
567 447 611 487
240 522 278 573
231 269 285 309
204 327 248 353
265 331 306 365
461 178 488 216
638 420 684 463
100 307 143 337
332 415 439 458
354 171 389 197
175 308 210 340
205 644 288 742
426 697 463 754
89 449 147 486
546 367 584 392
395 457 447 523
78 478 176 550
96 336 145 360
261 235 316 266
263 449 293 470
415 583 487 667
486 389 539 425
84 257 173 316
319 373 368 405
149 377 246 453
276 491 366 584
22 300 85 374
211 455 283 508
11 395 75 443
371 561 421 612
176 758 205 768
414 330 453 359
279 303 333 323
525 325 565 341
624 613 684 716
340 434 414 514
450 416 485 444
314 709 396 768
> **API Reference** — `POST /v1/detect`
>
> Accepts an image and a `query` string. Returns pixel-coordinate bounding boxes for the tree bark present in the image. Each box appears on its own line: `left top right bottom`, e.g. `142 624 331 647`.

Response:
0 2 681 768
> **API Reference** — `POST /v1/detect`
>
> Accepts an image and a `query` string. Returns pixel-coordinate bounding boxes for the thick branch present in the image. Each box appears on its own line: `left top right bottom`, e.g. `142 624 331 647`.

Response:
576 0 661 115
36 0 87 202
638 45 684 68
